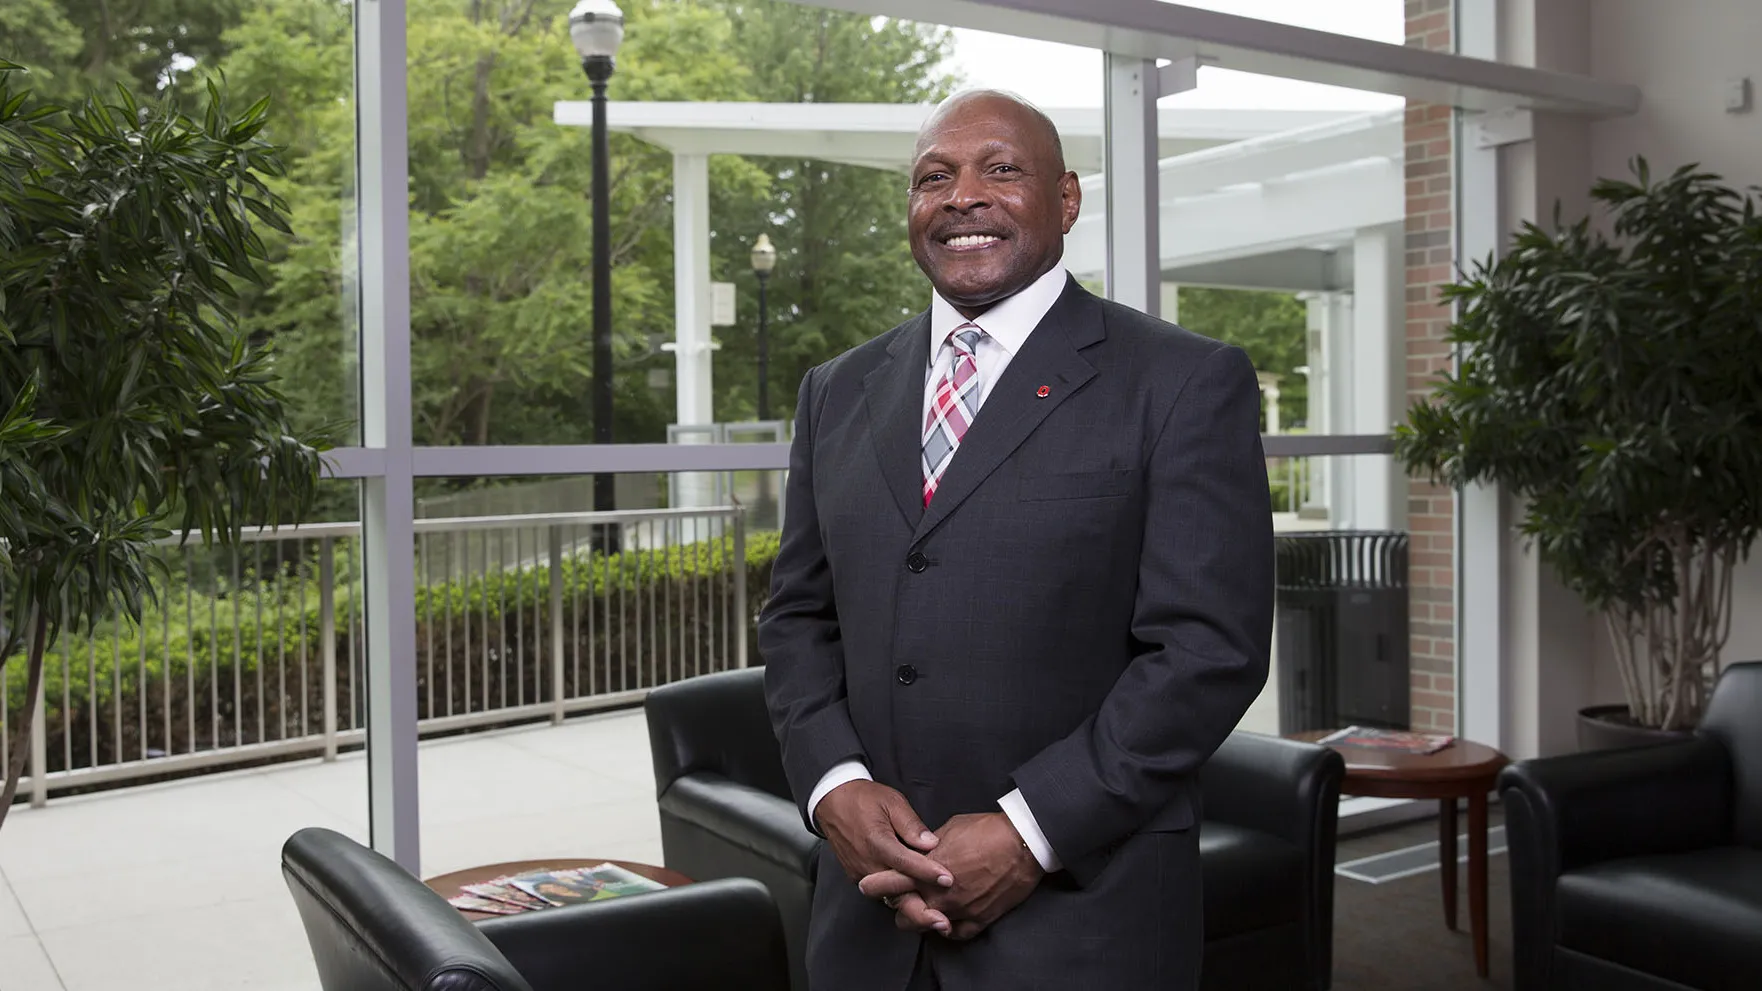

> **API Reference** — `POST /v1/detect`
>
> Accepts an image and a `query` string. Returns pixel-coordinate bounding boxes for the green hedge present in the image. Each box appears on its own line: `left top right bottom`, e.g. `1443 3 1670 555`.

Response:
3 532 780 773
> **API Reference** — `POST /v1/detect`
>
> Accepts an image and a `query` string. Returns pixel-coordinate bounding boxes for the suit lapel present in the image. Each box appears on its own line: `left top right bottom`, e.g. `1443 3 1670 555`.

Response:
862 312 933 528
913 278 1103 542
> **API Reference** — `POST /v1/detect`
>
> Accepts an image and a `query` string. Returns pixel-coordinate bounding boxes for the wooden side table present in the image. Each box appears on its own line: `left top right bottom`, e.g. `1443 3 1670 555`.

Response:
1294 732 1509 978
424 858 693 922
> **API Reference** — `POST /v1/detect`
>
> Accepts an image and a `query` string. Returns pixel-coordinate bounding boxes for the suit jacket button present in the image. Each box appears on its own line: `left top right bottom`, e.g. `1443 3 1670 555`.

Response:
905 552 928 573
896 665 918 685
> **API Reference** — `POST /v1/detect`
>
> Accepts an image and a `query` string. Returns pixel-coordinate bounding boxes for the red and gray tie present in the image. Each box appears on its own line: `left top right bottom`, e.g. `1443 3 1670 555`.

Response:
921 324 986 506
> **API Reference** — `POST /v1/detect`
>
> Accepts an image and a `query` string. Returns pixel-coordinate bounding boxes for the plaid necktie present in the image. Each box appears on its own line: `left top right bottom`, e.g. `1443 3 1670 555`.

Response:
922 324 986 506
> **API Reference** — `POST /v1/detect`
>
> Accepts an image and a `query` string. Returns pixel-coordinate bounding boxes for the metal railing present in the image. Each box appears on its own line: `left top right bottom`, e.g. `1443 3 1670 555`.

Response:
3 506 754 807
6 458 1324 808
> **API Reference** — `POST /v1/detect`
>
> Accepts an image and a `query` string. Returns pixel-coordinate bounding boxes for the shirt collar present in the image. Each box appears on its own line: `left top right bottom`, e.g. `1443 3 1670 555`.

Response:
929 263 1069 360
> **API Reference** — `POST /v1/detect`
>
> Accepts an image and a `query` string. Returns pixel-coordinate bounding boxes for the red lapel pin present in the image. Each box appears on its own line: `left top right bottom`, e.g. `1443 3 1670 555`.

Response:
1036 385 1050 398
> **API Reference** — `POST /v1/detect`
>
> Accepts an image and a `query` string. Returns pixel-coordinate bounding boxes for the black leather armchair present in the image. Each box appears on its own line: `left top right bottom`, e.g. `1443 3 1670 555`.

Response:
281 826 791 991
645 666 1345 991
1499 660 1762 991
646 667 820 991
1197 729 1347 990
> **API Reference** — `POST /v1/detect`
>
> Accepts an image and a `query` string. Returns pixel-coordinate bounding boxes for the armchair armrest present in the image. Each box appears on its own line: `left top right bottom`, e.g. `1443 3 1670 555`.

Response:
1499 736 1730 991
479 877 789 991
661 773 820 877
645 667 792 802
1498 736 1731 874
1198 731 1346 847
1198 731 1344 991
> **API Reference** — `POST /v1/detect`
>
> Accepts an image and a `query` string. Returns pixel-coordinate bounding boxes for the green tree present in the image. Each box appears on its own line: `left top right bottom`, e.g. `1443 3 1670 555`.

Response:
0 0 84 103
205 0 959 459
708 1 958 421
219 0 776 451
0 0 248 104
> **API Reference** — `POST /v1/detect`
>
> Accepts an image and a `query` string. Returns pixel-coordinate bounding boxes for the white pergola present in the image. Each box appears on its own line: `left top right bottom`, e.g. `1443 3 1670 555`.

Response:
555 100 1406 527
555 100 1358 431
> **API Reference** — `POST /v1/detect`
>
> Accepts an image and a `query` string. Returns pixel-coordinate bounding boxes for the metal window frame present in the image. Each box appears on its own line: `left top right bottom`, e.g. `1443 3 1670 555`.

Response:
775 0 1636 114
355 0 419 871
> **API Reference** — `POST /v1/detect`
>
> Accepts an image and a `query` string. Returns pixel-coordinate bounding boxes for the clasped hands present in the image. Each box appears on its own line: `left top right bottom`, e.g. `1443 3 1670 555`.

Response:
817 780 1044 941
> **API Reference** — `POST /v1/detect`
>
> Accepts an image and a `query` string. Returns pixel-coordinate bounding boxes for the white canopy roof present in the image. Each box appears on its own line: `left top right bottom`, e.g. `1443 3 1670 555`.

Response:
1067 107 1403 288
560 100 1356 174
557 100 1401 291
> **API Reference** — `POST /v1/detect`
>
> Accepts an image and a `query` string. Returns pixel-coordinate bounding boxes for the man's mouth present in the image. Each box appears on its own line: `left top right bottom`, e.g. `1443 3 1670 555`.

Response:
940 233 1003 249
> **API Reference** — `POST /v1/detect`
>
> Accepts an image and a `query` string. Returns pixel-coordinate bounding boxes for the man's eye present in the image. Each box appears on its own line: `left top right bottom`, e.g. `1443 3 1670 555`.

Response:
992 164 1019 174
918 173 948 185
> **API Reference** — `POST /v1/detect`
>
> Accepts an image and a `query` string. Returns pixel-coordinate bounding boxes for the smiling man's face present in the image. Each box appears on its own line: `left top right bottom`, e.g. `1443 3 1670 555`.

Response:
907 93 1081 319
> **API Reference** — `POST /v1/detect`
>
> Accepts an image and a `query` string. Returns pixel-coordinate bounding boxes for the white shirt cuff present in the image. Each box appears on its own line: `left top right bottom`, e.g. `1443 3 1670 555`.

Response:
998 788 1063 873
808 760 873 830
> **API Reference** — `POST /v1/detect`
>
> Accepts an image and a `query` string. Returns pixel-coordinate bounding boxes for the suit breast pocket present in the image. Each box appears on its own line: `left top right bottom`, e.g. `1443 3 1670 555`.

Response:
1017 467 1137 502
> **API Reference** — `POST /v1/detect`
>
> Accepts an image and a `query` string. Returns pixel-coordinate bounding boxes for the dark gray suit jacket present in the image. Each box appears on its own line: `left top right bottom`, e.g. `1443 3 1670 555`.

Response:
758 277 1273 990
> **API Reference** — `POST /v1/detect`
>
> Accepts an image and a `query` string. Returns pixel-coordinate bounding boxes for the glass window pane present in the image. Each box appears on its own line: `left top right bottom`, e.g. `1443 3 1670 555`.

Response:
221 0 362 445
3 3 364 983
411 472 757 873
2 479 367 988
1261 455 1445 737
400 2 961 447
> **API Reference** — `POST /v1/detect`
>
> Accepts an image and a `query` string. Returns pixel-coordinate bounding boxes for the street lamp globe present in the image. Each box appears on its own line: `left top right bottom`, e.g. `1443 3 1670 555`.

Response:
750 233 778 276
569 0 625 62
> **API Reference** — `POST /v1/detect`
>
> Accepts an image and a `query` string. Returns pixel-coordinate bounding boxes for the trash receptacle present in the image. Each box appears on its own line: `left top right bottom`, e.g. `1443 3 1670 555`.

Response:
1274 531 1410 735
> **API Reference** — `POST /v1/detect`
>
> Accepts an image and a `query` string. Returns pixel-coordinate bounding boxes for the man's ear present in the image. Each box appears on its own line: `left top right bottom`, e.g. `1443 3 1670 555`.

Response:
1059 171 1082 234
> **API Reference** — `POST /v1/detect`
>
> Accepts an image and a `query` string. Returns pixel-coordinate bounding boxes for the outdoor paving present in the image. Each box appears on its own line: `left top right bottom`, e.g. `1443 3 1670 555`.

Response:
0 672 1283 991
0 709 665 991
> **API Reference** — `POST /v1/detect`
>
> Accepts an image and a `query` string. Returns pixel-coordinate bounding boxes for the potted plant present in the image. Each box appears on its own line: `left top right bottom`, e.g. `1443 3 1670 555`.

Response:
0 65 330 827
1395 159 1762 747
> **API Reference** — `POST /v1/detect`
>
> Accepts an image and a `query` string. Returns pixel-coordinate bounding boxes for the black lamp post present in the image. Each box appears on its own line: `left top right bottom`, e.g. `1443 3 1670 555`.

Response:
750 233 777 421
570 0 623 518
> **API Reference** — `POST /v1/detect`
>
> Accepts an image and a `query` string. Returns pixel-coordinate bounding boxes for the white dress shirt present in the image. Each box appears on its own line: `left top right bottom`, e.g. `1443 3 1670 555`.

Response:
806 263 1070 874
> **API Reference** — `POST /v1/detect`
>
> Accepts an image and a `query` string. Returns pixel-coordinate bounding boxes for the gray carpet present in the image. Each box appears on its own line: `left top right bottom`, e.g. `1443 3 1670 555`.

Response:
1331 808 1513 990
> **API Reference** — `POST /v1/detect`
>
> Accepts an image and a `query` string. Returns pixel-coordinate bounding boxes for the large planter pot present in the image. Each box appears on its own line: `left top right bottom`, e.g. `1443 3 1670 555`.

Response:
1576 704 1696 752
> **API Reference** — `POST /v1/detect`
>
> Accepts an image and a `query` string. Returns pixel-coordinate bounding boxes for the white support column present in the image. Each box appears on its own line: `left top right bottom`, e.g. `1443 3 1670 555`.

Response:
1300 294 1330 438
1298 292 1328 518
1468 0 1598 759
1103 54 1161 317
668 154 719 535
672 153 714 436
1301 290 1354 525
355 0 420 871
1456 0 1506 752
1350 224 1405 533
1160 281 1180 322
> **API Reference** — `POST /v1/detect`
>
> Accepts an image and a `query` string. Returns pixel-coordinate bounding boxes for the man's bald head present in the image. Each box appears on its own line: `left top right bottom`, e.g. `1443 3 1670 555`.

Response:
906 88 1081 318
916 89 1066 172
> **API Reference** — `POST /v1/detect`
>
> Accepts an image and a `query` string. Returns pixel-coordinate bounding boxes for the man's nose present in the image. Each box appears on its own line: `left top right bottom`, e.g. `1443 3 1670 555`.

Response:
944 169 988 211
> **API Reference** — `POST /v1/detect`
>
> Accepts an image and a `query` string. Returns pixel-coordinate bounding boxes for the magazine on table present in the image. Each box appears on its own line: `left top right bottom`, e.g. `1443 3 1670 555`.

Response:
459 880 550 912
511 863 666 906
1318 725 1455 755
447 863 667 915
445 894 527 915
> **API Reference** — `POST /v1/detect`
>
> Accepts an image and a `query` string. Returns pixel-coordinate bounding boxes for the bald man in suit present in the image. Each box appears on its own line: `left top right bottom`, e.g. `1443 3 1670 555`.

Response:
758 89 1273 990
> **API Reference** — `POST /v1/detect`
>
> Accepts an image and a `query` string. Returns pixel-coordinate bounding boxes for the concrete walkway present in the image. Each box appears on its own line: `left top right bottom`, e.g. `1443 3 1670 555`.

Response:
0 708 664 991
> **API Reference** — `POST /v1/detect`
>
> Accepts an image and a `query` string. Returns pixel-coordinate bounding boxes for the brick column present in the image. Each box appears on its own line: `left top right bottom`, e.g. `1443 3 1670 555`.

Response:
1405 0 1457 733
